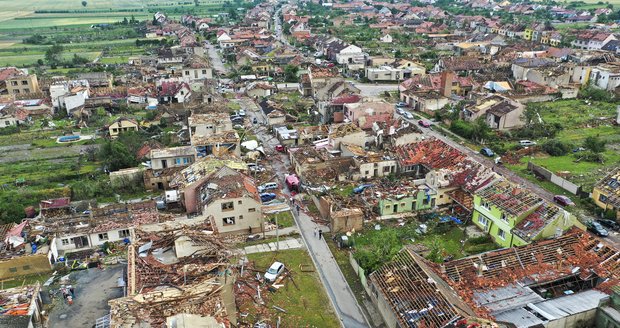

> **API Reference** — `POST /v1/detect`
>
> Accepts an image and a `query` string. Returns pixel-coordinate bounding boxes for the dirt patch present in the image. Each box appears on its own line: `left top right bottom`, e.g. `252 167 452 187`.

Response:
48 265 124 328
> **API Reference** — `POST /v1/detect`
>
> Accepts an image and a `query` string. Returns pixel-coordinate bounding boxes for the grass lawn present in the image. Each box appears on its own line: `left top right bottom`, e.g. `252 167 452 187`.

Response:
245 250 339 327
508 99 620 190
0 272 51 290
266 211 295 228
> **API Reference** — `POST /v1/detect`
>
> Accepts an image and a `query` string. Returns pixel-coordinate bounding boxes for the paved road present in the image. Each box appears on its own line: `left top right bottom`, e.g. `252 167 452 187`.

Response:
205 41 229 75
351 82 399 98
240 97 370 328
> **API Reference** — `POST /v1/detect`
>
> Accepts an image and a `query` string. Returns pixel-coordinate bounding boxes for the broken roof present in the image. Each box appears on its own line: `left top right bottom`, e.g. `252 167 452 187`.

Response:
512 202 567 241
595 166 620 209
369 247 476 328
439 229 620 319
150 146 195 159
476 180 543 217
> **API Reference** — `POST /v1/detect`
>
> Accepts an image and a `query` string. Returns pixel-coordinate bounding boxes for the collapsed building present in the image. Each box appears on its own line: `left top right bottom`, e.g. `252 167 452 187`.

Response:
109 228 234 328
368 228 620 328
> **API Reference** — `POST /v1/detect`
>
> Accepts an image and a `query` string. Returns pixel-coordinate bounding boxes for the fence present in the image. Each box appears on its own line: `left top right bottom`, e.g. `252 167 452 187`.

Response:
348 252 372 296
527 161 585 196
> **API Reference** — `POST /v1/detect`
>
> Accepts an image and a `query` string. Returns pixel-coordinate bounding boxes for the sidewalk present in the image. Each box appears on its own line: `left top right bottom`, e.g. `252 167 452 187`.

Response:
292 206 370 328
243 238 303 254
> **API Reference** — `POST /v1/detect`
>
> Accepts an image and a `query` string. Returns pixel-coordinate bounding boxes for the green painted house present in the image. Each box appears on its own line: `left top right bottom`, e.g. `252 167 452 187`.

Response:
378 186 436 216
472 180 583 247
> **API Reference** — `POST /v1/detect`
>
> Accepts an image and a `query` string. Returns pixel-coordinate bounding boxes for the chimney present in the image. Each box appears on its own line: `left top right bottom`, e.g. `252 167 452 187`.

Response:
440 70 454 98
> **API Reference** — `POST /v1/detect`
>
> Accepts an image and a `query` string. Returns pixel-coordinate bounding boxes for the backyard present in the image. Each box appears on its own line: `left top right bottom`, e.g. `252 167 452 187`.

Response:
348 218 497 273
508 99 620 190
243 249 340 327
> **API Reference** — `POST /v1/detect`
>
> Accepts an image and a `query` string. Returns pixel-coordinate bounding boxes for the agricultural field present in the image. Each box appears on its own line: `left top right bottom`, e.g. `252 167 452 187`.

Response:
508 99 620 190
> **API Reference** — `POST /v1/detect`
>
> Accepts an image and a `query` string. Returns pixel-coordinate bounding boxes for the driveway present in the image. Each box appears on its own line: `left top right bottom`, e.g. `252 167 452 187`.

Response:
48 265 125 328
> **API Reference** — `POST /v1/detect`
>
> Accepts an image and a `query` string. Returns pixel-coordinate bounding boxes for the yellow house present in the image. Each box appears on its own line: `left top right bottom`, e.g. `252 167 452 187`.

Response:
109 118 139 139
592 167 620 219
523 28 533 41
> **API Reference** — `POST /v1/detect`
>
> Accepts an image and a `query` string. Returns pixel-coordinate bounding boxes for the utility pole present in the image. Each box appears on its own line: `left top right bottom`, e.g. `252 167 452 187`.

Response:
276 212 279 252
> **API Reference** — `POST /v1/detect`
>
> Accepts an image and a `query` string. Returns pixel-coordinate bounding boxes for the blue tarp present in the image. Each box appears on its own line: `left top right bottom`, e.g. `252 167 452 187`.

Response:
439 216 463 224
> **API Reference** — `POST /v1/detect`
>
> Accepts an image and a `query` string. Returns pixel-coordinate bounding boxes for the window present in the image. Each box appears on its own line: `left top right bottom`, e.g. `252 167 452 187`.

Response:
10 81 17 86
221 201 234 211
248 208 256 212
481 201 491 210
61 239 70 246
500 213 509 223
98 233 109 241
238 200 243 205
383 166 391 173
175 158 182 165
222 217 235 225
599 194 608 204
23 89 29 93
478 215 489 228
183 157 189 164
5 121 10 126
498 229 506 240
118 229 130 238
239 215 244 220
185 70 190 75
365 171 369 175
202 69 207 74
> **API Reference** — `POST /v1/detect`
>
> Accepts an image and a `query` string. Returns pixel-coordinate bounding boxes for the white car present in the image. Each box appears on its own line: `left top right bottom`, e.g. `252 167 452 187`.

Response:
404 112 414 119
258 182 278 193
238 109 246 116
519 140 537 147
264 261 285 282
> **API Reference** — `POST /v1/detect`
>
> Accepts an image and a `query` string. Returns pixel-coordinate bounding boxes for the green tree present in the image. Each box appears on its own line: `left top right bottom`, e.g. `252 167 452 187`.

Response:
284 64 299 82
353 229 401 273
82 0 87 7
98 141 136 172
44 44 64 67
584 135 606 153
471 117 491 143
542 139 570 156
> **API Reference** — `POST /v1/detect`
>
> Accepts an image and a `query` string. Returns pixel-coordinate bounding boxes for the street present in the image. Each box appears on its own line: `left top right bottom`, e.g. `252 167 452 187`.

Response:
205 41 228 75
239 97 371 328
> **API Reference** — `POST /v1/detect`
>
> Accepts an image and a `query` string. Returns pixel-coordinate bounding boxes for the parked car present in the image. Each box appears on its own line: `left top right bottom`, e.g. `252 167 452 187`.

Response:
596 219 620 231
260 193 277 203
231 116 243 123
480 148 495 157
258 182 278 193
275 145 286 153
248 163 266 172
353 184 373 194
404 112 414 119
395 107 404 115
253 117 258 124
586 221 609 237
418 120 431 128
238 109 246 116
264 261 285 282
396 102 407 107
519 140 537 147
553 195 575 206
233 124 244 129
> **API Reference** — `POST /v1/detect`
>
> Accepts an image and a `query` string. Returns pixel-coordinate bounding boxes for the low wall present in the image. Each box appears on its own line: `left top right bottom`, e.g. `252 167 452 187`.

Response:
527 162 583 196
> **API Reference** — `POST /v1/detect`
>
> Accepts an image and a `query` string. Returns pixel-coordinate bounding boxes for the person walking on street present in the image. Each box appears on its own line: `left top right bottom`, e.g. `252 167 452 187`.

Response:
314 227 317 238
318 229 323 240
